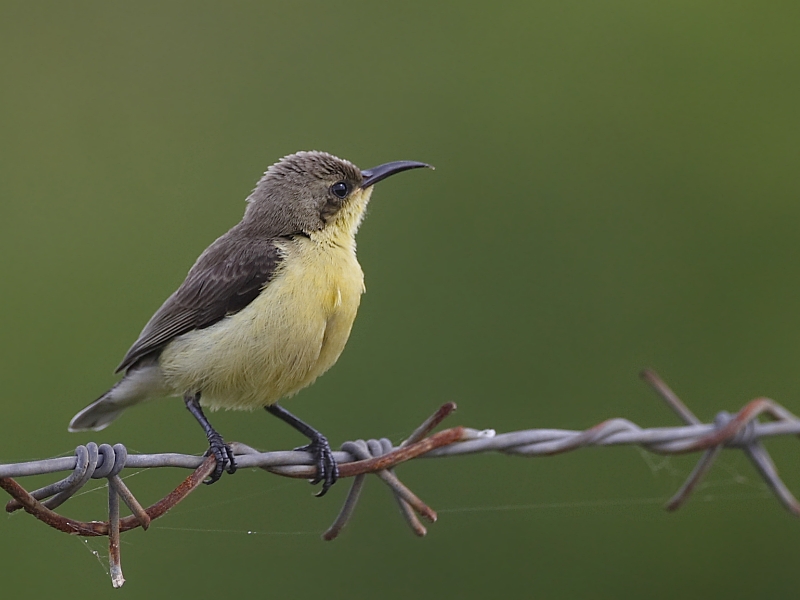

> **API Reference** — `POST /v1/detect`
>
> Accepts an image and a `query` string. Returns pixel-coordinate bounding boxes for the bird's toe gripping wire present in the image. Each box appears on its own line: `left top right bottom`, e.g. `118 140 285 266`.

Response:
184 392 237 484
321 402 460 540
294 433 339 496
204 432 237 485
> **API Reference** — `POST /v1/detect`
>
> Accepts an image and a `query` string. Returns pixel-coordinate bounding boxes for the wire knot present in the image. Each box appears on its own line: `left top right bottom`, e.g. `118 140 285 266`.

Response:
340 438 394 461
713 411 758 448
92 443 128 479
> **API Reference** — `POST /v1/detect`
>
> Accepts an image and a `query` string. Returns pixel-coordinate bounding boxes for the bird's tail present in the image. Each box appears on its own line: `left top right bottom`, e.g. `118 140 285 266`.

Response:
68 389 127 431
68 364 168 432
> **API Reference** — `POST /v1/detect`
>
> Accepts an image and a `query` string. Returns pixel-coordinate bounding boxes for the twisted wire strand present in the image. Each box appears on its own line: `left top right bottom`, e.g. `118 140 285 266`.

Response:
2 416 798 480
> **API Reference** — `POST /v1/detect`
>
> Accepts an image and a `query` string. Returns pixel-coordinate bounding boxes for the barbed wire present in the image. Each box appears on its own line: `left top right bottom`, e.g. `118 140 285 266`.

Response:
2 370 799 588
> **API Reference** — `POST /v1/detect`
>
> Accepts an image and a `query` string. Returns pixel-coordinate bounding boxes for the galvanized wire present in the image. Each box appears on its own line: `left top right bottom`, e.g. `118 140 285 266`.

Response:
1 417 797 478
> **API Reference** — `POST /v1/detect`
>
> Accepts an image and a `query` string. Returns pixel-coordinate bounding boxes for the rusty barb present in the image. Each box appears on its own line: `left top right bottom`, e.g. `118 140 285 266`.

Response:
2 370 800 588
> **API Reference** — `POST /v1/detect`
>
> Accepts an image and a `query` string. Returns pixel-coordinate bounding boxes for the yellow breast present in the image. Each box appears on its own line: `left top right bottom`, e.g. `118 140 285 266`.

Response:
158 236 365 410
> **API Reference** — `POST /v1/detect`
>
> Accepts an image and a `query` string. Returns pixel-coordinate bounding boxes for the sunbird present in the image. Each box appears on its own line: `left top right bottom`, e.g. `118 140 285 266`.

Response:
69 151 431 494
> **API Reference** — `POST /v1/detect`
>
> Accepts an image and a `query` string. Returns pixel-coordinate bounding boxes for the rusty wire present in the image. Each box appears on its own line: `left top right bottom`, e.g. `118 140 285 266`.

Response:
2 370 800 588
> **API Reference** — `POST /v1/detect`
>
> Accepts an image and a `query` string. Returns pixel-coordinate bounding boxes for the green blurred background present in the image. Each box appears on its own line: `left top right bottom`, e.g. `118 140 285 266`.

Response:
2 1 800 598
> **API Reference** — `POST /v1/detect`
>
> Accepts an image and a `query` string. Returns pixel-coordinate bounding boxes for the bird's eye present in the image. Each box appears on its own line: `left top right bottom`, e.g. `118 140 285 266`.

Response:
330 181 349 199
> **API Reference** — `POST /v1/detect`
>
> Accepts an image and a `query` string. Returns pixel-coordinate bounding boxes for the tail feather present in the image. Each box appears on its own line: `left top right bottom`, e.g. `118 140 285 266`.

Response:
69 391 126 431
68 364 168 432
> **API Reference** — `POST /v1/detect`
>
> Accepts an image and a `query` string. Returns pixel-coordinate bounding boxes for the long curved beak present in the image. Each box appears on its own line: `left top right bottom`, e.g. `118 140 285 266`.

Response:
360 160 433 188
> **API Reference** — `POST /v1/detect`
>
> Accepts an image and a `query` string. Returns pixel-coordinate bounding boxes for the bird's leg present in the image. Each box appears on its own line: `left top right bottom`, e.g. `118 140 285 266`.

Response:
184 392 237 484
265 403 338 496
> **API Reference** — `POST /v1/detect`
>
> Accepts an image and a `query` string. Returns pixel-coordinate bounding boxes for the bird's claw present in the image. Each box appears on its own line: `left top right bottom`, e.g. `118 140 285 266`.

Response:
204 432 237 484
295 434 338 496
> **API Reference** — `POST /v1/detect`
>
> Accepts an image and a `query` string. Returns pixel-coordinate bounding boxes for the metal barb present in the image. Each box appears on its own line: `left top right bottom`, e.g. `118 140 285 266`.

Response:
323 403 456 541
640 377 800 515
321 475 367 541
108 482 124 588
640 369 702 425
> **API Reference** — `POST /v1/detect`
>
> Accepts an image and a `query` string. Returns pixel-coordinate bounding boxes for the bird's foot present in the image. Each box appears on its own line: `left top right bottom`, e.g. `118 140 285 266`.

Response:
295 433 338 496
203 432 237 484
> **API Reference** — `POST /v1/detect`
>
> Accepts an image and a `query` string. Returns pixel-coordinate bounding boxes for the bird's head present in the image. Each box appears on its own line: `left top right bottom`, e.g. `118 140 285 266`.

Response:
243 151 431 240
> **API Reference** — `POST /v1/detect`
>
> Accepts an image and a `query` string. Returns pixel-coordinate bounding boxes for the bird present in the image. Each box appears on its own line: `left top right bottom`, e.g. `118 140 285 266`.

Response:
68 151 432 495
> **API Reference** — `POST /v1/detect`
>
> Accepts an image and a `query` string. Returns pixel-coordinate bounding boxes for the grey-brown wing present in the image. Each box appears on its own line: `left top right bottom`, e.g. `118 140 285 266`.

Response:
115 235 284 373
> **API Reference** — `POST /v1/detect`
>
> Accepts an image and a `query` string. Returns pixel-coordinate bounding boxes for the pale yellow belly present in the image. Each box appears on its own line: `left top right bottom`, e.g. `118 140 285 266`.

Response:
158 239 364 410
